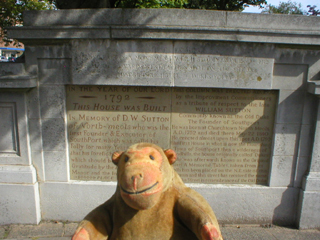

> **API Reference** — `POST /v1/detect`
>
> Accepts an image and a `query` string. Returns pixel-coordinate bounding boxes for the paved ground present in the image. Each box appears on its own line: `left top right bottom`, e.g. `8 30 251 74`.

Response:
0 221 319 240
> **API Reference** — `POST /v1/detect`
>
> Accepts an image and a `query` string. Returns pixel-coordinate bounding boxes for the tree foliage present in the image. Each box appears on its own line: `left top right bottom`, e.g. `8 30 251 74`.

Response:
55 0 267 11
183 0 266 11
261 0 304 15
115 0 188 9
307 5 320 16
0 0 55 39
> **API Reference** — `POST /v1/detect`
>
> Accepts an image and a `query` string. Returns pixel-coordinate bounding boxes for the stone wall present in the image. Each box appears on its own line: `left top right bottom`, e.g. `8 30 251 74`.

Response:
1 9 320 228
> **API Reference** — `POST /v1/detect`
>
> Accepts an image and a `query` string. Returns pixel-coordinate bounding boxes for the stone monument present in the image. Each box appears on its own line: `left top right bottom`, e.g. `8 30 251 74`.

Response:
0 9 320 229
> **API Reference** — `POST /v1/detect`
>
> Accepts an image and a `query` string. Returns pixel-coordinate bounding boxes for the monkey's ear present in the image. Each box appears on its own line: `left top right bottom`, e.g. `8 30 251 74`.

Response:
164 149 177 165
112 151 123 165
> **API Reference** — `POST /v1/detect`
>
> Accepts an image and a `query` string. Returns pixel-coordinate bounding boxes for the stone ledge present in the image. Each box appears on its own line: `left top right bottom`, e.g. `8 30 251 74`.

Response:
112 26 320 45
0 63 36 88
7 9 320 45
0 77 37 88
302 172 320 191
8 26 111 40
22 9 320 31
40 182 298 226
308 82 320 95
0 165 37 184
8 25 320 45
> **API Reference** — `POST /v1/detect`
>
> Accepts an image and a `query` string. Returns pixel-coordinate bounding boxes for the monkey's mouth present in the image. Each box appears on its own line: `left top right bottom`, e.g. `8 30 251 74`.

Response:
120 182 159 195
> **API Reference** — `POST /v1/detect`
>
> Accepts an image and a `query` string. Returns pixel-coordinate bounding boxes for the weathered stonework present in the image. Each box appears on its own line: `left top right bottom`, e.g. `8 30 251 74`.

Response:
1 9 320 228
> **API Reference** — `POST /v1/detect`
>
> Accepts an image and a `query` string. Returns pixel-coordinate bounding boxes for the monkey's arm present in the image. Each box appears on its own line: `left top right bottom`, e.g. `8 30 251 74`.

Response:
175 187 223 240
72 199 114 240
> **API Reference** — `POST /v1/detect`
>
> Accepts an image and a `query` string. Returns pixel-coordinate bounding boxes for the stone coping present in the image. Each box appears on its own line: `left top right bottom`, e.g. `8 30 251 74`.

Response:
0 63 36 88
22 9 320 30
308 82 320 95
7 9 320 45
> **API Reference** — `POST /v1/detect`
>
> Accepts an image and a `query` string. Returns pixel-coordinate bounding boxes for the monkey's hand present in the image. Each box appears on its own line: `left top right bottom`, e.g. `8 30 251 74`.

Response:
201 223 223 240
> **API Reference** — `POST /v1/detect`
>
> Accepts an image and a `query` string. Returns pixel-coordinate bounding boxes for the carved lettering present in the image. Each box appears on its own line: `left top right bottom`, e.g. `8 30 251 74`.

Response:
67 86 277 185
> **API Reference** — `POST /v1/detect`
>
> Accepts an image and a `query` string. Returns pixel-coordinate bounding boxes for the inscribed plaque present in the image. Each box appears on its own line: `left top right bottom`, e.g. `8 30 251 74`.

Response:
72 41 273 89
66 86 171 181
174 55 274 89
66 86 277 184
171 88 277 184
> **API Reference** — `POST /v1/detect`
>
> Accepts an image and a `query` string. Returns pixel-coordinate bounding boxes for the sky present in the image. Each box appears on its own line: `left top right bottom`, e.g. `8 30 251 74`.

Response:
242 0 319 13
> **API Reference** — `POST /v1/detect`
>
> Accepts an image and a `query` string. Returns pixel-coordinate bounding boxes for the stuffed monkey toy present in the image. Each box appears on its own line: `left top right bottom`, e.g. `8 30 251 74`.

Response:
72 143 223 240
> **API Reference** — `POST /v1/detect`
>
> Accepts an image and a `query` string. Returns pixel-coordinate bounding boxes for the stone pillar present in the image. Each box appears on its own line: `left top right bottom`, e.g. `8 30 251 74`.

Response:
0 63 41 224
298 95 320 228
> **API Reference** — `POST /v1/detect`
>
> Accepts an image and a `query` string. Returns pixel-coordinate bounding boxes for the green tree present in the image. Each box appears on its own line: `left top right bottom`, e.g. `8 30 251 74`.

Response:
55 0 267 11
115 0 188 8
0 0 55 40
184 0 266 11
261 0 304 14
307 5 320 16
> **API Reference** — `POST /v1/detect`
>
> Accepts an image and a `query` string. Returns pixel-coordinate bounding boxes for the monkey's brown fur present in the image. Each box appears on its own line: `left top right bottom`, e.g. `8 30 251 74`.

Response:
72 143 223 240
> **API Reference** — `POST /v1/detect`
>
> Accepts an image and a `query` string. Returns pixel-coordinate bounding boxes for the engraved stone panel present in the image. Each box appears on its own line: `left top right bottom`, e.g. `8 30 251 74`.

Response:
0 103 19 155
171 88 277 184
174 55 274 89
72 41 174 86
72 41 273 89
66 86 277 184
66 86 171 181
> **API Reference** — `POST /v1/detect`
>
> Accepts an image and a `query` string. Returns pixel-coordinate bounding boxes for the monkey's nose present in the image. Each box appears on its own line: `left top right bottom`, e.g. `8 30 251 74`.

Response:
131 173 143 181
131 174 143 190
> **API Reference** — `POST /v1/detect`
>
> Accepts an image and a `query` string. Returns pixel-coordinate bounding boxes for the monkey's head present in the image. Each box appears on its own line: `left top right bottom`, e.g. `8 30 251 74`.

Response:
112 143 177 210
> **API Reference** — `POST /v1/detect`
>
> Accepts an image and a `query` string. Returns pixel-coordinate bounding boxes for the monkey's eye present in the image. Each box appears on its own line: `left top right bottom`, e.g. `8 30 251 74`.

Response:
149 155 155 160
124 156 129 162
